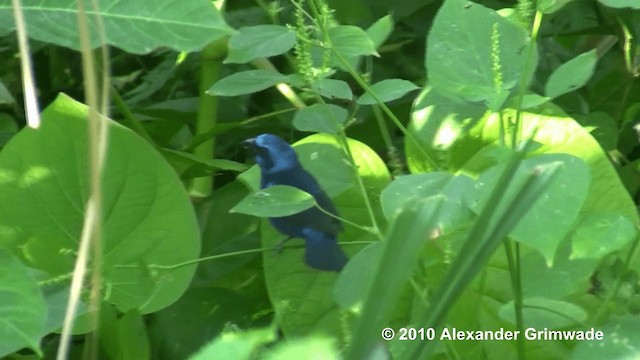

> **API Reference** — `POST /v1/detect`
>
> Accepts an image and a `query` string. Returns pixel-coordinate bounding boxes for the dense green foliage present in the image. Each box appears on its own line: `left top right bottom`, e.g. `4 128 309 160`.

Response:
1 0 640 359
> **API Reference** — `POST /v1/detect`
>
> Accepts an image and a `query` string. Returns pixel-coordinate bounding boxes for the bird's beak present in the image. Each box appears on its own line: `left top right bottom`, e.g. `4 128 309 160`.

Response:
241 137 257 149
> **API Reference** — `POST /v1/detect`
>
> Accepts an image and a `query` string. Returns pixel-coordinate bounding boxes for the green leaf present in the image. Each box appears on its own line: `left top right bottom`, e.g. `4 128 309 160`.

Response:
0 94 200 313
366 15 394 49
0 0 232 53
262 134 390 340
196 181 260 281
0 81 14 105
426 0 536 103
577 112 618 151
348 197 445 359
151 287 260 359
40 283 88 336
406 86 487 172
410 102 640 230
401 142 561 360
537 0 574 13
0 251 46 357
470 154 590 263
263 337 339 360
597 0 640 9
208 70 289 97
545 50 597 98
485 107 638 224
333 242 382 312
570 213 637 260
357 79 419 105
190 326 277 360
0 113 18 147
381 172 453 218
519 244 597 299
310 78 353 100
521 93 550 108
100 307 150 360
225 25 296 64
572 316 640 359
292 104 348 134
160 148 248 180
231 185 316 217
500 297 587 329
380 172 475 233
328 25 378 57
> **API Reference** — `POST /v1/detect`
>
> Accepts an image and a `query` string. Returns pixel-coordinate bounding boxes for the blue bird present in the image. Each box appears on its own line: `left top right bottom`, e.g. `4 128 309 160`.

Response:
242 134 348 271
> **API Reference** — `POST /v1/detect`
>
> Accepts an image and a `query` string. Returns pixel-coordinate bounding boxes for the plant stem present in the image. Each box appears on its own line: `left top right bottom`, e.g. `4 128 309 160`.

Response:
512 10 542 149
111 87 156 146
364 58 395 154
314 94 384 239
112 240 376 272
11 0 40 128
192 38 227 198
504 241 525 360
184 107 298 152
315 201 377 234
336 128 384 239
251 58 306 109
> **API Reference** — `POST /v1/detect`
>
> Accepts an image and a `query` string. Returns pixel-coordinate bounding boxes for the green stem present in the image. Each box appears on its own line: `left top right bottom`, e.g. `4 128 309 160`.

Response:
334 127 383 240
184 107 298 152
313 94 384 239
251 58 306 109
315 201 377 234
364 57 395 154
111 87 156 146
498 111 506 147
512 10 542 149
113 240 375 272
192 38 227 198
504 241 525 360
372 104 394 153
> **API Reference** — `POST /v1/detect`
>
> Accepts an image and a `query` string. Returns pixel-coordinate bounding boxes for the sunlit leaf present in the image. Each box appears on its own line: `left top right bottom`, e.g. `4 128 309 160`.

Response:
293 104 348 134
208 70 289 96
357 79 419 105
310 78 353 100
426 0 536 103
231 185 316 217
225 25 296 64
545 50 597 99
328 25 377 57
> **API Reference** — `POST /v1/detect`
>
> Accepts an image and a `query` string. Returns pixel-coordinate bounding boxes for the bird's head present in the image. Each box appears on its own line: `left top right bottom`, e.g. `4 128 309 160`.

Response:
242 134 300 173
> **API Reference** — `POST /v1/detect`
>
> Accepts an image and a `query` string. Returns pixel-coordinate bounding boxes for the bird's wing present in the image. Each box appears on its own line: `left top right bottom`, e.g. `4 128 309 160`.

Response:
280 166 344 233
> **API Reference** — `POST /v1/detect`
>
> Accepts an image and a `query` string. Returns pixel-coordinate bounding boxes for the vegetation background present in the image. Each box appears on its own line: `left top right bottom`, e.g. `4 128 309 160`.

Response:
0 0 639 359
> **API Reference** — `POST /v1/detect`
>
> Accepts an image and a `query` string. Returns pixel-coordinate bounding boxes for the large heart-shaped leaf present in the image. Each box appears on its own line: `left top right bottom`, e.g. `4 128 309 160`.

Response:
0 94 200 313
426 0 536 104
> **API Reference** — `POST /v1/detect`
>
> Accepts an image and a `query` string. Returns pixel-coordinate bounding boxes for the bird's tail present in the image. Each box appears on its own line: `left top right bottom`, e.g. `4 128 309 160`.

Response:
301 228 348 272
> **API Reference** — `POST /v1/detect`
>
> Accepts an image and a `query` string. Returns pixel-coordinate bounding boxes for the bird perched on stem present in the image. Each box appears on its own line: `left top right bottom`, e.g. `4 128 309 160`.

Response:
242 134 348 271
